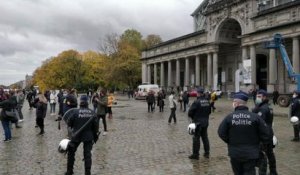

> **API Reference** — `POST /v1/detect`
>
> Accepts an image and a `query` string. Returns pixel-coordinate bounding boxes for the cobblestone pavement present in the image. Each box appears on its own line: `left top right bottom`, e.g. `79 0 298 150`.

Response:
0 95 299 175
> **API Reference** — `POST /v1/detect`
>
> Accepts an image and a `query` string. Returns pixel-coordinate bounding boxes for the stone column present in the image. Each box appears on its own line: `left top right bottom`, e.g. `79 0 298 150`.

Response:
242 46 248 60
147 64 151 83
185 57 190 87
250 45 256 86
176 59 180 87
269 48 277 84
213 52 218 90
293 37 300 74
195 55 200 86
160 62 165 87
168 60 172 87
207 53 212 88
142 62 147 83
154 63 157 84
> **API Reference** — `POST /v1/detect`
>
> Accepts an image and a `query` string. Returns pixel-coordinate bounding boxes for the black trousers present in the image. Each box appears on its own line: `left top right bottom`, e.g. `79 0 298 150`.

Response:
259 144 277 175
168 108 176 123
97 114 107 132
36 117 44 132
230 158 257 175
67 140 93 175
159 105 164 112
192 125 210 157
293 124 300 139
183 101 188 112
148 102 154 112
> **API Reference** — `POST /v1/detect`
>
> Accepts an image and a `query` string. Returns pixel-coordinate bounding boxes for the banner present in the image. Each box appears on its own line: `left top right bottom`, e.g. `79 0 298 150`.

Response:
242 60 252 84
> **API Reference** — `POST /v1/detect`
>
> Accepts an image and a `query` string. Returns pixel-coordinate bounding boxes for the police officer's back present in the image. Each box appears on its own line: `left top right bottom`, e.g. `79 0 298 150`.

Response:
65 95 99 175
218 91 269 175
188 87 211 160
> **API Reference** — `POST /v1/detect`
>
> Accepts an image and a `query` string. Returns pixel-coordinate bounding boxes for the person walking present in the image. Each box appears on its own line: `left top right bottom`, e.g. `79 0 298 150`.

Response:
91 92 99 113
188 87 211 160
96 89 108 135
178 90 183 110
157 91 165 112
33 92 48 135
182 91 189 112
65 95 99 175
146 91 155 113
16 90 25 122
57 89 64 117
107 90 115 119
26 90 34 110
10 91 21 128
272 89 279 105
0 93 16 142
252 90 278 175
50 90 57 115
218 91 270 175
168 91 177 124
290 90 300 142
210 90 217 112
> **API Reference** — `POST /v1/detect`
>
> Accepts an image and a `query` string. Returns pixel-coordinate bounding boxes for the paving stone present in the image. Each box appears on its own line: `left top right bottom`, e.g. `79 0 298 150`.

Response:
0 96 298 174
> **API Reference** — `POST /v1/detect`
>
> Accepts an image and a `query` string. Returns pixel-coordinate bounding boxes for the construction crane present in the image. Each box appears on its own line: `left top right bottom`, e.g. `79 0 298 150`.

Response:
265 33 300 107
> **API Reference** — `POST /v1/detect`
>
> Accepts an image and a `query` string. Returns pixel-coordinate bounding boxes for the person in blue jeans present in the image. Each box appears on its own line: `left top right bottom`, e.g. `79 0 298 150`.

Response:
1 119 11 141
0 92 16 142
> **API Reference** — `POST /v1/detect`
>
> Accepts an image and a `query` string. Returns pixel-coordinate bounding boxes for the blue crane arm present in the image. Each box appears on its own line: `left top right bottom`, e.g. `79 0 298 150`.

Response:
266 33 300 91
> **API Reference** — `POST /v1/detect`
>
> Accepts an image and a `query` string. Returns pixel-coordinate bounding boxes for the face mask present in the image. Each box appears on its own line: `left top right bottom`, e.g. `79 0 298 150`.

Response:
293 94 297 98
255 98 262 105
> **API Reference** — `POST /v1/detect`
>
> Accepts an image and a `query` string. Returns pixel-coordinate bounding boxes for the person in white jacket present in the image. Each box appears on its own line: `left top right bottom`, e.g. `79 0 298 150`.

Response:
168 91 177 124
50 90 57 115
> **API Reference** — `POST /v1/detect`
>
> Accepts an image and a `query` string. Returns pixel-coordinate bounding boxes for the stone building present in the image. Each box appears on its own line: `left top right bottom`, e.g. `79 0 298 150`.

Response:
141 0 300 94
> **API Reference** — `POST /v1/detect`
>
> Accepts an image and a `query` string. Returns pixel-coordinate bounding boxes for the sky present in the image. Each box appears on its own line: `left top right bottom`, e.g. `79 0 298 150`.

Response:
0 0 203 86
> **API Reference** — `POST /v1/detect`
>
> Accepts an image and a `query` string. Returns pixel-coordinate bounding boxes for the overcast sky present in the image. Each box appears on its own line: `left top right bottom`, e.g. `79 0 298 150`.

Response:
0 0 202 86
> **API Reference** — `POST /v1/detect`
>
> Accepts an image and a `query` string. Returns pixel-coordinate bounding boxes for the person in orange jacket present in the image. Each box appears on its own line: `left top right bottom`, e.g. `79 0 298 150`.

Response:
107 90 115 119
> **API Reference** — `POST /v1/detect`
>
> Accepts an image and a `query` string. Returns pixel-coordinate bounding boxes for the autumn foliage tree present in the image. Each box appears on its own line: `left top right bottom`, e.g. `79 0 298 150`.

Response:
32 29 162 91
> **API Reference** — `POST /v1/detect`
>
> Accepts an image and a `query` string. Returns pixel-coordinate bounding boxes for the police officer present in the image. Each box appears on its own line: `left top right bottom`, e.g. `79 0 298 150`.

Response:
252 90 278 175
65 95 99 175
188 87 211 160
291 90 300 142
218 91 270 175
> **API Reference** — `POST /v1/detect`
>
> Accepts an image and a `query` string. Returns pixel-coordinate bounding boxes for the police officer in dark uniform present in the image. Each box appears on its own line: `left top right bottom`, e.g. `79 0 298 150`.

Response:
218 91 270 175
188 87 211 160
291 90 300 141
252 90 278 175
65 95 99 175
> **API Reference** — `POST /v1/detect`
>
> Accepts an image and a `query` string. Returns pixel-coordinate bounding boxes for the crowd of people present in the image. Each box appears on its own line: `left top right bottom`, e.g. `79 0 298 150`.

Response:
1 85 300 175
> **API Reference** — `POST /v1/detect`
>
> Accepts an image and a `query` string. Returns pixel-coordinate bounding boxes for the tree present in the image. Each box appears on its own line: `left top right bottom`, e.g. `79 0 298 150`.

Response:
98 33 120 55
81 51 107 90
143 34 162 50
120 29 143 52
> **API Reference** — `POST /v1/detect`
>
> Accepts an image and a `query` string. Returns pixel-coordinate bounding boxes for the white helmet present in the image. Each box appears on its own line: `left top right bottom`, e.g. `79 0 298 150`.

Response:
290 116 299 125
272 135 278 147
58 139 70 153
188 123 196 135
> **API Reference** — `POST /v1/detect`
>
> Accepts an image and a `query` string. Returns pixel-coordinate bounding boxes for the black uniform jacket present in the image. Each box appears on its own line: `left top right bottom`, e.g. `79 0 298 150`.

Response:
188 96 211 127
218 106 270 159
67 107 99 142
291 97 300 118
252 100 274 141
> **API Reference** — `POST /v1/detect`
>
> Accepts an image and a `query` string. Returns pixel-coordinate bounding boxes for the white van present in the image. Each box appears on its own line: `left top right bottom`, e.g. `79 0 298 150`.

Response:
135 84 159 100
